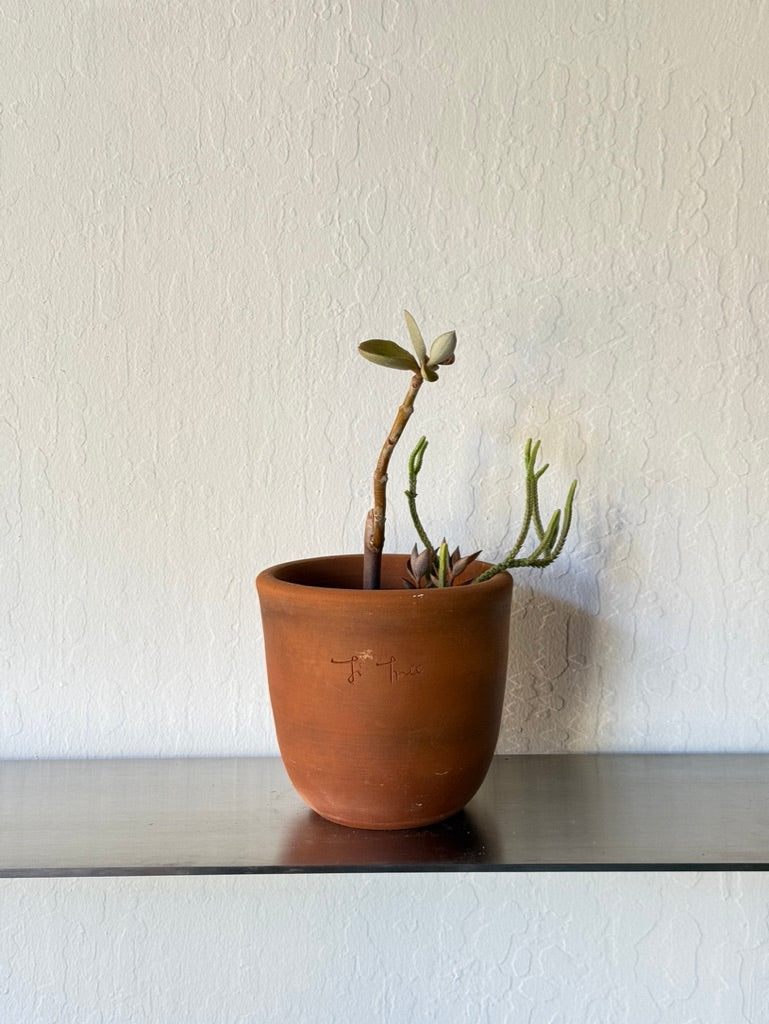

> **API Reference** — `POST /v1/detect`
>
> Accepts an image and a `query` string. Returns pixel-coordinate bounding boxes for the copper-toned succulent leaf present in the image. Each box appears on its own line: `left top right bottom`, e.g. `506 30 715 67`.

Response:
410 546 431 580
426 331 457 368
450 550 482 578
358 340 420 372
403 545 434 589
403 310 427 367
405 544 485 588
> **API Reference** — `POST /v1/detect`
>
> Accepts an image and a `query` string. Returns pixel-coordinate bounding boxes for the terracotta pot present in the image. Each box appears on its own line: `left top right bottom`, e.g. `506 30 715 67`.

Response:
256 553 512 829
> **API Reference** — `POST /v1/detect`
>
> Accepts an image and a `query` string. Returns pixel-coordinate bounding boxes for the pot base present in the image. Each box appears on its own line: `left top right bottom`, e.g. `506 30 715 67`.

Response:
284 757 491 830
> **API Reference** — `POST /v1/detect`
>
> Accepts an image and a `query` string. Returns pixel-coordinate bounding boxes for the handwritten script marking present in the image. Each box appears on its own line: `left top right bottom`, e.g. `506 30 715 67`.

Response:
375 656 424 684
330 655 361 684
330 654 425 685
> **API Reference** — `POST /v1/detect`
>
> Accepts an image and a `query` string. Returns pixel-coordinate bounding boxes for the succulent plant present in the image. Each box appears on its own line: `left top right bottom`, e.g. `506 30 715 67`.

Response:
403 542 482 589
358 311 576 589
407 435 576 585
358 312 457 589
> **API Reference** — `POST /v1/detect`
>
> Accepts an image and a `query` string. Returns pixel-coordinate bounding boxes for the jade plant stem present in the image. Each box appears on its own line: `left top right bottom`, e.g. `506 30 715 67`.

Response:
363 372 424 589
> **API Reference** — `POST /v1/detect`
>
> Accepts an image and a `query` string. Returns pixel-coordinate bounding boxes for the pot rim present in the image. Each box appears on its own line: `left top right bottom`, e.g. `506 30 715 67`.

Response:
256 552 512 596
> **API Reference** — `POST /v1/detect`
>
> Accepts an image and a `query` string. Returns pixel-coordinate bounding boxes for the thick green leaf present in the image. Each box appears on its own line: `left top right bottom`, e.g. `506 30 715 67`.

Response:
426 330 457 367
403 310 427 366
358 339 420 372
420 363 440 382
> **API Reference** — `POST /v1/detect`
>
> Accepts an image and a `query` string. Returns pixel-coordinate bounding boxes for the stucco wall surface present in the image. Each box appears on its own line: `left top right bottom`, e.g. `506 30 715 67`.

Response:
3 0 769 759
4 0 769 1021
3 872 769 1024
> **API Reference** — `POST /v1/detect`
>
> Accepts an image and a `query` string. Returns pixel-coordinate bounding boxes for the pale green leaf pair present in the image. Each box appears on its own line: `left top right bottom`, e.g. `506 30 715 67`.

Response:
358 310 457 382
357 339 419 372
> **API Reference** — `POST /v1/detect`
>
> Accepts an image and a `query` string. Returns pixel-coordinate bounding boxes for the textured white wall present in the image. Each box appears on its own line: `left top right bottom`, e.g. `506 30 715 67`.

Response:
4 0 769 1020
3 872 769 1023
4 0 769 758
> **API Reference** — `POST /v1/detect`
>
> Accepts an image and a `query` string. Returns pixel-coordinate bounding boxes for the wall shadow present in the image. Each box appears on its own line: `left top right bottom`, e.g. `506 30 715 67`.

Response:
498 574 602 752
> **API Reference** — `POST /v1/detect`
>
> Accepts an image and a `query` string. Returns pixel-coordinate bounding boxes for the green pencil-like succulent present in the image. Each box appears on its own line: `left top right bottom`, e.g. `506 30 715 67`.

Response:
406 435 576 586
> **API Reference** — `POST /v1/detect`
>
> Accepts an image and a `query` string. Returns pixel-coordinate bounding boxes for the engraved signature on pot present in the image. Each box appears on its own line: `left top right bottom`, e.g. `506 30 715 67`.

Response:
330 653 424 685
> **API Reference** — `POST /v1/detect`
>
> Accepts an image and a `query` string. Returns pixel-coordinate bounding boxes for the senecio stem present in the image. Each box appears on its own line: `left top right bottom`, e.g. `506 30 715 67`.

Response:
406 436 434 558
363 372 424 589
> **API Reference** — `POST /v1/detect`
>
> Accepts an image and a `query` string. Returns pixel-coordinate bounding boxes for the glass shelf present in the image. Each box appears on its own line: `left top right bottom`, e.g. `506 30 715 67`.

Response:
2 754 768 877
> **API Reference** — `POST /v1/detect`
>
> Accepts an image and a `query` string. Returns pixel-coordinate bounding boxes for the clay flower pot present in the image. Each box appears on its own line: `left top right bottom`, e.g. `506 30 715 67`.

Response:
256 553 513 830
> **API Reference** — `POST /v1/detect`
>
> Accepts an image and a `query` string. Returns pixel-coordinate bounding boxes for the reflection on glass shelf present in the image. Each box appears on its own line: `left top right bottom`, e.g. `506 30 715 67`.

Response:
278 806 501 870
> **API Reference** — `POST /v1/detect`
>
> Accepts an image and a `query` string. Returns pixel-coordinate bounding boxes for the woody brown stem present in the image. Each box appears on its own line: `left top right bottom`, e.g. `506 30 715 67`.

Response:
362 372 424 589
